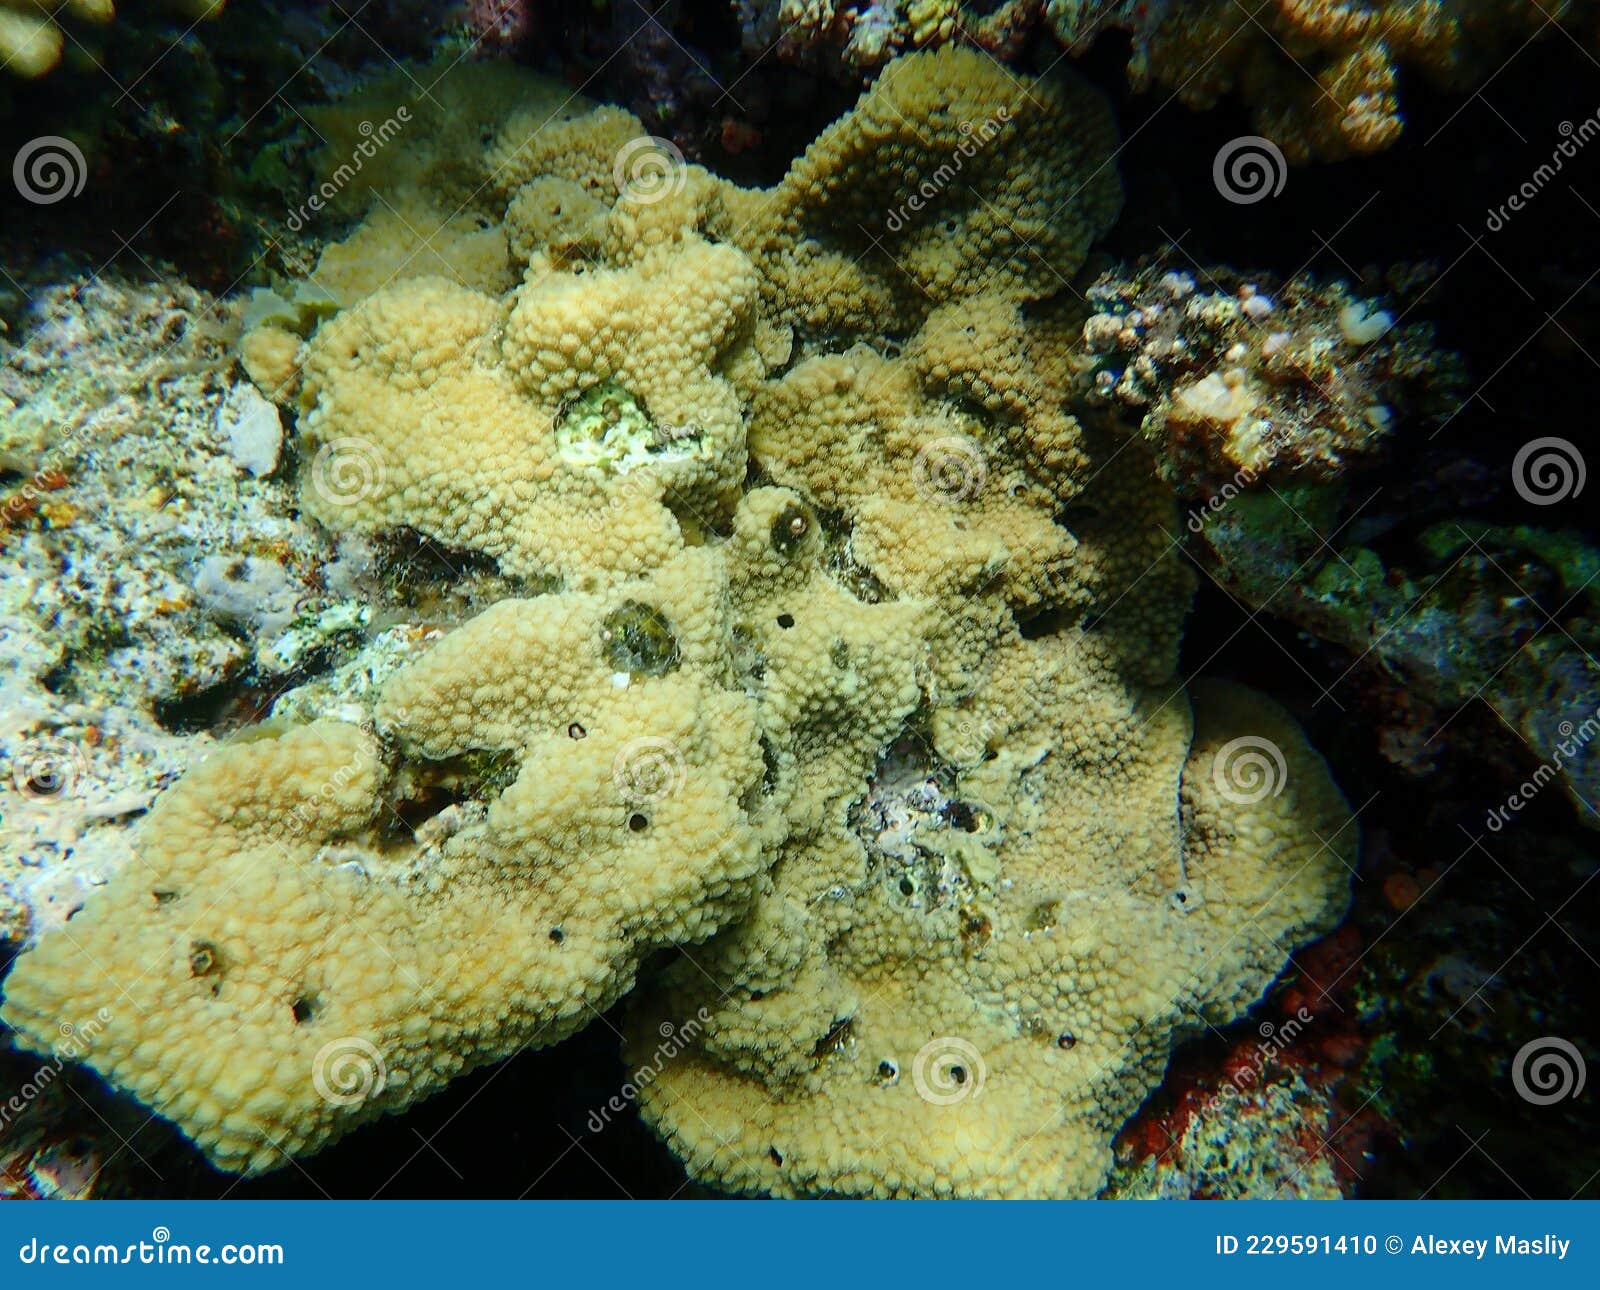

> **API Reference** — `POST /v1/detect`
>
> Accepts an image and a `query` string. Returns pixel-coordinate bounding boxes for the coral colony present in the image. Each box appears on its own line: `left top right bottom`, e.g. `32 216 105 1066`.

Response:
1 1 1596 1204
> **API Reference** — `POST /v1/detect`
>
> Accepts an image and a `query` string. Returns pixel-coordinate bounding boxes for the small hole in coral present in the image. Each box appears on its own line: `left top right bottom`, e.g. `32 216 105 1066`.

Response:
1057 1032 1077 1051
291 996 318 1025
949 1064 967 1085
776 613 795 629
153 889 180 906
549 927 565 943
568 722 586 739
189 941 221 978
628 812 650 832
898 877 915 897
769 1147 783 1167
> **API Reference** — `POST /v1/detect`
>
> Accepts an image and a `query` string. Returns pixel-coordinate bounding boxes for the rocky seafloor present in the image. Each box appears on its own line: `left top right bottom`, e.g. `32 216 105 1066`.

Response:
0 1 1597 1200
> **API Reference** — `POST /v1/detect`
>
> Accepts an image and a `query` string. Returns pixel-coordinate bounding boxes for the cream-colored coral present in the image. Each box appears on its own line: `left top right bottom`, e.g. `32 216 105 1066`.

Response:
1 551 771 1173
292 231 760 584
1 0 222 80
5 51 1354 1191
627 673 1353 1198
741 46 1123 333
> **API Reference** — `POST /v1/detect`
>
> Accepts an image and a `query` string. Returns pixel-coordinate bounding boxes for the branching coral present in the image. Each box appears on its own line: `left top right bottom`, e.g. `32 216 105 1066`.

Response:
2 49 1354 1192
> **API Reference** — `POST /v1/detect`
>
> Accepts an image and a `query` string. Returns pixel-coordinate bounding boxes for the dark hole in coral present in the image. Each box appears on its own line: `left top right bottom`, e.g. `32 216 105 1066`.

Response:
949 1065 967 1085
1057 1032 1078 1051
1016 607 1066 639
152 889 180 906
392 784 466 837
749 989 765 1001
568 722 587 739
549 927 565 944
946 801 980 832
189 941 221 978
812 1016 854 1058
601 601 681 676
776 612 795 629
769 1148 783 1166
291 996 319 1025
771 503 810 554
628 812 650 832
877 1060 896 1080
898 877 915 897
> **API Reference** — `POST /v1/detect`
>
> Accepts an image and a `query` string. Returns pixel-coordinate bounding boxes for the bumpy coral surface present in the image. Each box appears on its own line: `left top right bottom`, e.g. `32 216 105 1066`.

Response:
1 0 223 80
2 48 1354 1192
731 0 1598 161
